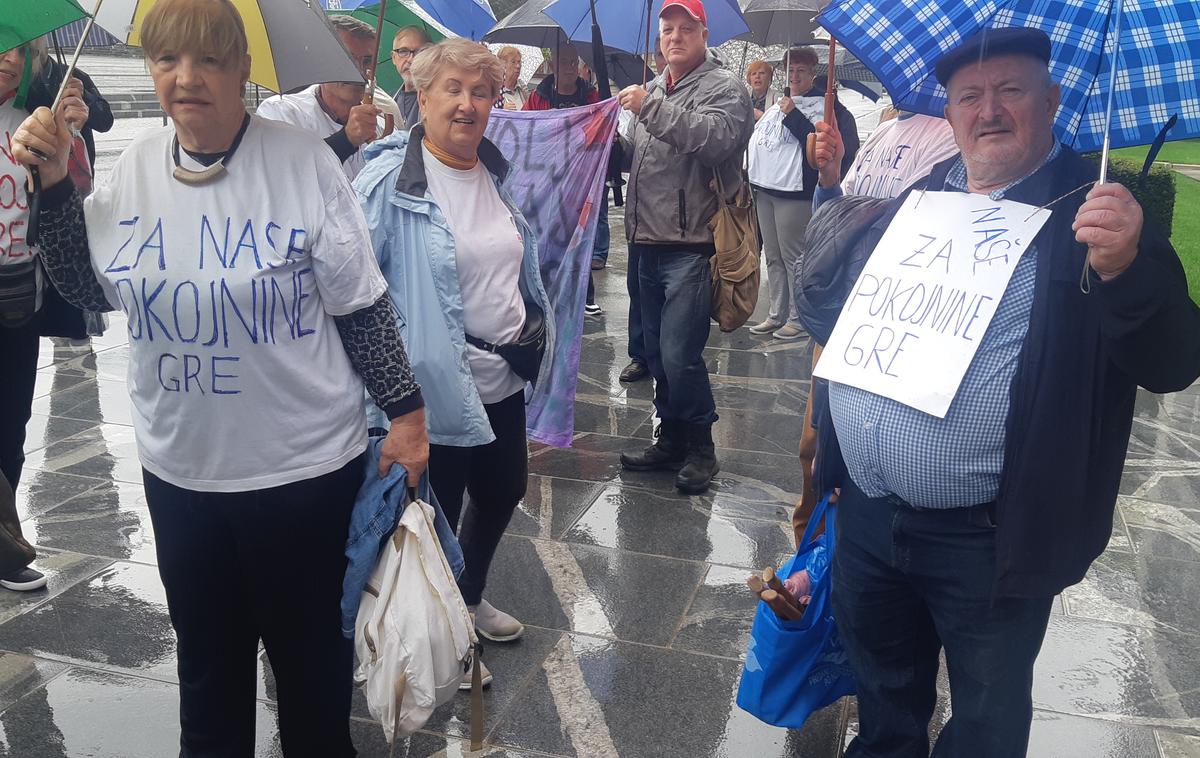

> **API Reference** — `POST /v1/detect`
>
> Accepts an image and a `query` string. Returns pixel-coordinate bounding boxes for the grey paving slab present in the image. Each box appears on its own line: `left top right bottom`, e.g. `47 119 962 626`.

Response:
489 633 844 758
1027 710 1161 757
20 414 98 458
505 475 608 540
23 424 144 485
1034 614 1200 720
0 549 112 627
0 652 69 713
12 469 103 522
563 484 795 571
30 378 136 428
670 564 761 660
0 562 176 682
1060 549 1200 636
481 535 707 647
21 480 157 566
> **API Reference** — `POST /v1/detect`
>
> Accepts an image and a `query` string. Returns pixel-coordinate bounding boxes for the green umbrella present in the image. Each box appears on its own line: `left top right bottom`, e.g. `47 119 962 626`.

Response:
1 0 90 108
0 0 89 55
328 3 448 96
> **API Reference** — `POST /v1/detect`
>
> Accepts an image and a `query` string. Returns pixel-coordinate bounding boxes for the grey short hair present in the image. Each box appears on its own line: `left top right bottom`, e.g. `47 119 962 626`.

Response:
407 38 504 98
393 25 431 46
328 14 376 41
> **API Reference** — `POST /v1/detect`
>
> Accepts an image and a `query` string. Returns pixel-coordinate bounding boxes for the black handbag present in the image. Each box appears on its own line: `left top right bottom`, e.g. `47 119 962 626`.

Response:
464 296 547 385
0 260 40 329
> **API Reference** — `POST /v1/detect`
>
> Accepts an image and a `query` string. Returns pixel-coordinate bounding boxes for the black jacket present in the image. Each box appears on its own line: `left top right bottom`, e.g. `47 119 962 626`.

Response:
28 62 113 167
753 79 860 201
820 146 1200 597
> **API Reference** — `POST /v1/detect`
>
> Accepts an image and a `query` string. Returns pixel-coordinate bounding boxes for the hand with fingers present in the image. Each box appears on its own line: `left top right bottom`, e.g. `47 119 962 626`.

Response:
812 120 844 188
58 77 89 132
1073 182 1143 281
345 103 381 147
10 106 73 187
379 407 430 481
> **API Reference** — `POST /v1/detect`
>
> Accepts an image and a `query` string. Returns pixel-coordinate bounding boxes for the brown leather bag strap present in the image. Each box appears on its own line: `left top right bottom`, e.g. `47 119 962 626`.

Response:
469 642 485 750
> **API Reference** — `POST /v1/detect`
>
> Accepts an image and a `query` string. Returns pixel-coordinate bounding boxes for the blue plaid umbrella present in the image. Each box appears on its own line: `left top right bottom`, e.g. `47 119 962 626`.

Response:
818 0 1200 153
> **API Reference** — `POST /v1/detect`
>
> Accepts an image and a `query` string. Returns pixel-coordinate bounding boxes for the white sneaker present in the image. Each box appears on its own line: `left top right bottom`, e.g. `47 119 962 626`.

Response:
459 658 493 691
585 302 603 315
471 599 524 642
748 319 783 334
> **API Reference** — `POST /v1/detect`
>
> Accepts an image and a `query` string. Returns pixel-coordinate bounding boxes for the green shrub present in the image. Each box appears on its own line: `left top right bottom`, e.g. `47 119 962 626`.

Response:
1085 154 1176 236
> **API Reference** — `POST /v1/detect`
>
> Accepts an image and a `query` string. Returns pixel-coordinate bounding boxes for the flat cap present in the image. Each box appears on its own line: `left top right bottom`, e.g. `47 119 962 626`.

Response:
934 27 1052 86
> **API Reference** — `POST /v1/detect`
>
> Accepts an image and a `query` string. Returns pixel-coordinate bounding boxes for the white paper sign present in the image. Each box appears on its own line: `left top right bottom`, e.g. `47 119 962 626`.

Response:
814 191 1051 418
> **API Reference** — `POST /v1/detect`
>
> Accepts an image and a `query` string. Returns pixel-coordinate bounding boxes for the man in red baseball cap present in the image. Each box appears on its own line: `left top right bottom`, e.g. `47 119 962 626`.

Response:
614 0 752 494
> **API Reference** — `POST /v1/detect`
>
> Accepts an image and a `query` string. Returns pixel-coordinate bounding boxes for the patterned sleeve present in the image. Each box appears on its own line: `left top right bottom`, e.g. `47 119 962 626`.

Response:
35 180 113 313
333 294 425 420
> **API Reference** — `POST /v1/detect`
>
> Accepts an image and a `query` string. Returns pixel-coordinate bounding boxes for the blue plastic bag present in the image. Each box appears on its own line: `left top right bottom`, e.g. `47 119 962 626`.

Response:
736 493 856 727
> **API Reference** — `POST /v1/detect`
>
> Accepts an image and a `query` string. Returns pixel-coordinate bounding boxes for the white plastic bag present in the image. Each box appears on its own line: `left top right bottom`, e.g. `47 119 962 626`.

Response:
353 495 479 745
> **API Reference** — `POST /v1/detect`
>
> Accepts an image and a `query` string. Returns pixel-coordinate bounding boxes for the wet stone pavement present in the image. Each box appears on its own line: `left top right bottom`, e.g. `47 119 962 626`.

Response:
5 209 1200 757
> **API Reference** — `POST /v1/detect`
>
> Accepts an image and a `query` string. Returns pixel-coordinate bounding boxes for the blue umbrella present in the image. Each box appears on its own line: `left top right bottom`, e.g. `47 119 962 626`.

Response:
411 0 495 39
544 0 749 56
818 0 1200 155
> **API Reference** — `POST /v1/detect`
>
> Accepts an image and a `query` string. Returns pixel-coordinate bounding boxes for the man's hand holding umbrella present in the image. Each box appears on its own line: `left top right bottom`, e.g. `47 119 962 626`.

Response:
811 119 844 189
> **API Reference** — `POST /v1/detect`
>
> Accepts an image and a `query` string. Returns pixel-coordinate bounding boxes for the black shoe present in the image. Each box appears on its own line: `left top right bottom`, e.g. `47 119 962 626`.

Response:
619 360 649 383
591 259 606 271
620 420 687 470
0 567 47 592
676 423 720 494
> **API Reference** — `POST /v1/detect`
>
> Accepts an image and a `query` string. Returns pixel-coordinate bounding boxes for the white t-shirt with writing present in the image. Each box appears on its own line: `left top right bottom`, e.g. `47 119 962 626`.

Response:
84 116 387 492
421 145 526 405
1 102 31 266
257 85 368 180
842 114 959 199
747 97 824 193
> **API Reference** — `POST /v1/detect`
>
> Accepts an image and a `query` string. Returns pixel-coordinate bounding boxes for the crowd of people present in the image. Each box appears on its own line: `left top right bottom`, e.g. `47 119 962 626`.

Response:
3 0 1199 755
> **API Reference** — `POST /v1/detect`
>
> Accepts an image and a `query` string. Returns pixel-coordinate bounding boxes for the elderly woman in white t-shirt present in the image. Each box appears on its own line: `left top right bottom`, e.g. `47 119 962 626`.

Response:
11 0 428 753
354 38 554 691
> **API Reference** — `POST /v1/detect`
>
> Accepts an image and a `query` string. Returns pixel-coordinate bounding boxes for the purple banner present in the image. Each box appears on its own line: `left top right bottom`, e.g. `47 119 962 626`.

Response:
486 99 620 447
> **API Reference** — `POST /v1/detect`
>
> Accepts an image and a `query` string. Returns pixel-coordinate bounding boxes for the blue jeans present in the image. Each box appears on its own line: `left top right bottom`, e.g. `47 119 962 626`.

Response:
636 246 717 425
832 480 1053 758
627 245 644 363
592 187 610 263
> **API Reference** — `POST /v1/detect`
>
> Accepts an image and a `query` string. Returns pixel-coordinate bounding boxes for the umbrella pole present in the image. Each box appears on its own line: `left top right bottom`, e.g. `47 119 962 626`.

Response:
1082 0 1126 293
363 0 389 105
51 30 65 67
49 0 108 114
643 1 652 86
1097 0 1125 185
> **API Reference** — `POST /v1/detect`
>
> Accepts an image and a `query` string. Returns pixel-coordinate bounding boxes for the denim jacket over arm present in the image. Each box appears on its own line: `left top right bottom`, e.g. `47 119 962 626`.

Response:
353 125 555 447
340 437 465 637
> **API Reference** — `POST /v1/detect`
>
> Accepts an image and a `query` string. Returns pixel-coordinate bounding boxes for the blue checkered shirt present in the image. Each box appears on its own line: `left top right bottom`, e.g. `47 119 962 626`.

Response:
827 144 1060 508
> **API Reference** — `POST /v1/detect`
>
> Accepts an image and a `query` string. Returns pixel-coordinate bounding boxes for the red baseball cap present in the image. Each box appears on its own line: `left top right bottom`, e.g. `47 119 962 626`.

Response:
660 0 707 27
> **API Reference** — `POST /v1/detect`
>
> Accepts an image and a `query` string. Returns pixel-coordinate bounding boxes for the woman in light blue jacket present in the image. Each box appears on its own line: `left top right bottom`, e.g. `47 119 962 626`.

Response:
354 39 554 691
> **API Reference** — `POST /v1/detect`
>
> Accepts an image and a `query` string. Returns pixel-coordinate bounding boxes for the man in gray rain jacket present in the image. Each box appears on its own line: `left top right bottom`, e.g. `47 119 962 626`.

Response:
616 0 753 494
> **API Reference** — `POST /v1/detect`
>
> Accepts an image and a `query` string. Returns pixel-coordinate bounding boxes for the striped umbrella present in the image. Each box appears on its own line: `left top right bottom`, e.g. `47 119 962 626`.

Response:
84 0 363 94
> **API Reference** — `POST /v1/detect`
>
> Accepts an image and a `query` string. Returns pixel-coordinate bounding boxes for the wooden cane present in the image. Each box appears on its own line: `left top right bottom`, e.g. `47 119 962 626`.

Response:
763 567 804 614
805 36 838 169
761 590 804 621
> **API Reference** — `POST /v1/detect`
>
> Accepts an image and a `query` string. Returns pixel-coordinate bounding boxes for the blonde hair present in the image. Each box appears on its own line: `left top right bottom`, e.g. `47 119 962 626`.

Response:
408 38 504 97
497 45 522 64
745 60 772 82
140 0 249 70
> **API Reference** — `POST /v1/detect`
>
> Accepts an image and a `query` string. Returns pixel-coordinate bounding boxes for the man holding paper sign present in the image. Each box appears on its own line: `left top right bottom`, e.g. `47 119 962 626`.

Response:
807 28 1200 758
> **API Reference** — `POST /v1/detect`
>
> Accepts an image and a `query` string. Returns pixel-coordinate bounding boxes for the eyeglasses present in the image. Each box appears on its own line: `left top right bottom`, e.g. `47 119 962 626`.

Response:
392 48 418 59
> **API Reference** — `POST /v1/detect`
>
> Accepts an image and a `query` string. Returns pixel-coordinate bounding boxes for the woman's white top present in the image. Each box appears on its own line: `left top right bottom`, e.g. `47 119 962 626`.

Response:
83 116 387 492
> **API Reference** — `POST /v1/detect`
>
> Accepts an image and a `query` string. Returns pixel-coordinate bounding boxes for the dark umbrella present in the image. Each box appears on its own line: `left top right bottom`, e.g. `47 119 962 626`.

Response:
483 0 651 89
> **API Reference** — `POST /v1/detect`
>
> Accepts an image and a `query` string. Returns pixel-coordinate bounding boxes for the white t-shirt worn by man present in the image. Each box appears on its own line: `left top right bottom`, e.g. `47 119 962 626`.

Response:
257 85 371 180
1 102 32 267
84 116 388 492
421 144 526 405
842 113 959 199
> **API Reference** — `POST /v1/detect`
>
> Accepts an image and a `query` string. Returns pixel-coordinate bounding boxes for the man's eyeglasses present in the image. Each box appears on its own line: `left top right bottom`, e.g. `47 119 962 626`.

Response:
392 48 419 59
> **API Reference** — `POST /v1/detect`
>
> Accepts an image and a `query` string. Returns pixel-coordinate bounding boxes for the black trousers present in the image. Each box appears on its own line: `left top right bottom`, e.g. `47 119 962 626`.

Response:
0 320 40 491
427 390 527 606
143 457 363 758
